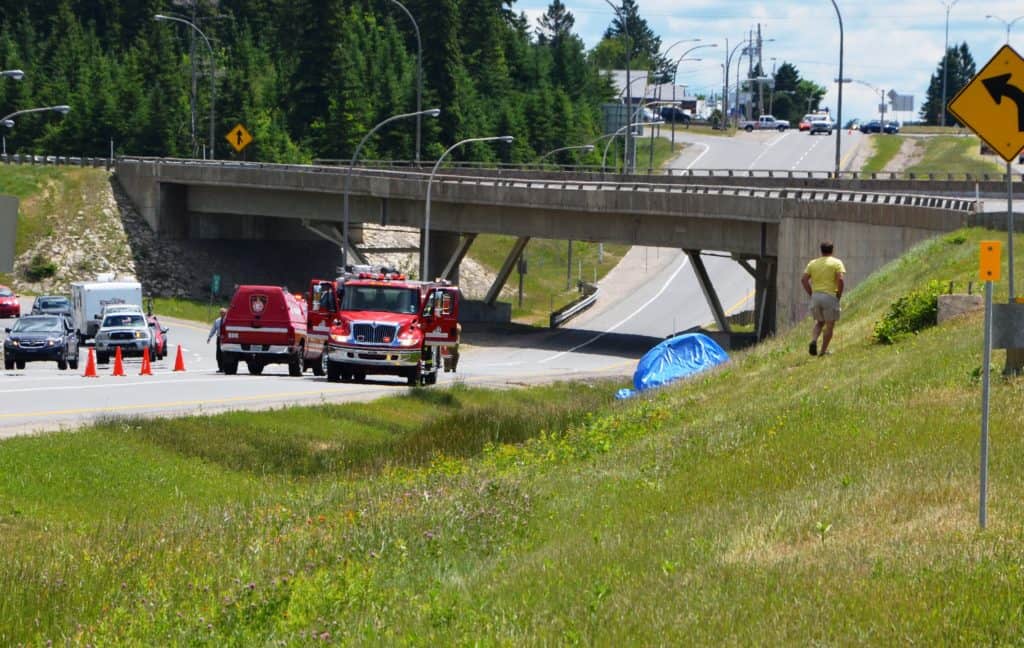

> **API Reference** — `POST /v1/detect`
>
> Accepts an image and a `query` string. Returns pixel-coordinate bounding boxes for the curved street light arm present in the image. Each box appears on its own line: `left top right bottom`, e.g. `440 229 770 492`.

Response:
536 144 595 164
601 120 662 170
0 105 72 124
1 69 24 81
343 108 441 268
155 14 216 160
423 135 513 279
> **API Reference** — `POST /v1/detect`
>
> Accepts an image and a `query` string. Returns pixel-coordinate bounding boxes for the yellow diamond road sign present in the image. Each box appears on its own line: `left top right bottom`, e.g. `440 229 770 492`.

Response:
226 123 253 153
947 44 1024 162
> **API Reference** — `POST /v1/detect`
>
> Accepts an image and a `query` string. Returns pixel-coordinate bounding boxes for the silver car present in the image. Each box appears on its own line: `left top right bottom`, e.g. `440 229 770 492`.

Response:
94 312 153 364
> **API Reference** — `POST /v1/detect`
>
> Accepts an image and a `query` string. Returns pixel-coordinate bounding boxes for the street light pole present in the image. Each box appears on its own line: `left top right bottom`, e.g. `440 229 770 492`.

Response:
985 13 1024 44
602 120 663 171
536 144 595 166
604 0 632 173
940 0 959 127
830 0 845 178
423 135 513 280
343 108 440 269
1 105 71 156
387 0 423 164
155 14 216 160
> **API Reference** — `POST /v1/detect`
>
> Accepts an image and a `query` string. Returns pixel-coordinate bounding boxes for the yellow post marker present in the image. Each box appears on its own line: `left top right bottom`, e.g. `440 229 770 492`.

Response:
978 240 1002 529
979 240 1001 282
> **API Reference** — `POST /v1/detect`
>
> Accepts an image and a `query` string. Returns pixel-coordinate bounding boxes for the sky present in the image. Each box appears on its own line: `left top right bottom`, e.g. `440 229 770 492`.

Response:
512 0 1024 123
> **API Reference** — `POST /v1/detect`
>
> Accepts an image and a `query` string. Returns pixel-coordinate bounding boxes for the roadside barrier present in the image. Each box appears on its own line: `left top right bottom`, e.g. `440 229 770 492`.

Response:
83 348 98 378
139 347 152 376
173 345 186 372
112 347 125 377
550 282 600 328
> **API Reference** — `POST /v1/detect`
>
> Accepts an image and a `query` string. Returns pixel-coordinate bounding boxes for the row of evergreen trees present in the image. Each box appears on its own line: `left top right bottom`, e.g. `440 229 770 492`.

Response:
0 0 636 164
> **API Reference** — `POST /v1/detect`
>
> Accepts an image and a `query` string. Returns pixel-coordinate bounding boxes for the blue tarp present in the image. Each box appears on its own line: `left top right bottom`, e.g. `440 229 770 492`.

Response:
617 333 729 399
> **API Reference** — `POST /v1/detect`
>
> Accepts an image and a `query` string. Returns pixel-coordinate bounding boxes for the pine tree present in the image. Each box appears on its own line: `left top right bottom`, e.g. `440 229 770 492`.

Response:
920 41 976 125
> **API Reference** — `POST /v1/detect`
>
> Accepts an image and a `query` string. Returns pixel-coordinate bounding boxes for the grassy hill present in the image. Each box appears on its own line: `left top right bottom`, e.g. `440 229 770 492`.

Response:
1 225 1022 643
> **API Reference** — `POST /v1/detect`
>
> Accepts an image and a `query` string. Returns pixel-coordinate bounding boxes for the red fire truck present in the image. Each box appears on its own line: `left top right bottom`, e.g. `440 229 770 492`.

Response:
305 266 460 386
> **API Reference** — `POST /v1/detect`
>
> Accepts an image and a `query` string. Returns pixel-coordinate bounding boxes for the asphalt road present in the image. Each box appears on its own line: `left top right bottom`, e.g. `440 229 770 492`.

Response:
1 133 858 436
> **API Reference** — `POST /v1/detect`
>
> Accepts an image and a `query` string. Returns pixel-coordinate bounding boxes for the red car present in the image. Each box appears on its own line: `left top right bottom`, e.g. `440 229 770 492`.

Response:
0 285 20 318
147 314 169 359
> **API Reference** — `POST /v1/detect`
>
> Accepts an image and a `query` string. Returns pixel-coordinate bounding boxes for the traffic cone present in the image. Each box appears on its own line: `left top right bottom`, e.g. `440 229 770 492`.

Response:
173 344 186 372
139 347 152 376
112 346 126 377
83 347 98 378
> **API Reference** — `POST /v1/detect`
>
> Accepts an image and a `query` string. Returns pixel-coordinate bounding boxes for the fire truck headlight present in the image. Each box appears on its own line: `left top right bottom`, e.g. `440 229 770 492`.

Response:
329 333 348 343
397 331 422 347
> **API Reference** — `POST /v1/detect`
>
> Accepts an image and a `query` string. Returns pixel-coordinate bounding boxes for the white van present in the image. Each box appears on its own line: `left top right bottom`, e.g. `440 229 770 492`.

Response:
70 280 143 342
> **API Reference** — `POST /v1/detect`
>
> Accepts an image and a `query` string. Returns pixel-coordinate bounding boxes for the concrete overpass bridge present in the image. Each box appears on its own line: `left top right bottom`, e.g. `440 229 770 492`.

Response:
115 157 978 336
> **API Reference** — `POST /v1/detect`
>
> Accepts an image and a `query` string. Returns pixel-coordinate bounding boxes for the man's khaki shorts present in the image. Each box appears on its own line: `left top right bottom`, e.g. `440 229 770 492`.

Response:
810 292 841 322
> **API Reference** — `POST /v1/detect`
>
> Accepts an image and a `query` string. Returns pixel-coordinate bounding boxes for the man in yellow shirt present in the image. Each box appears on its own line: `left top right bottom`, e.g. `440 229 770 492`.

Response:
801 241 846 356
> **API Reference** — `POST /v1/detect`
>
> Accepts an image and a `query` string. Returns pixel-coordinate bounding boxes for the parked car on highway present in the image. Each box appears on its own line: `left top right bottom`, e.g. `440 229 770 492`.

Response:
147 314 169 359
843 118 861 131
3 314 79 370
31 295 72 317
94 312 153 364
861 120 900 134
659 106 691 125
809 117 834 135
0 285 20 318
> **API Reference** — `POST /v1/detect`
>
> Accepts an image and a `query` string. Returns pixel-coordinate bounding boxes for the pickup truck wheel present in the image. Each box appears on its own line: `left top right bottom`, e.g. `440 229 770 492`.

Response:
223 357 238 375
288 354 302 377
744 125 753 132
57 354 68 371
15 360 24 370
353 371 366 383
778 126 786 132
4 356 12 370
247 360 264 375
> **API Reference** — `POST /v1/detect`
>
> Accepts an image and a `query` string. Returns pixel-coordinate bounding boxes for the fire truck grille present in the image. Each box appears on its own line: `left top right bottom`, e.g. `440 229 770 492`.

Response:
352 323 398 345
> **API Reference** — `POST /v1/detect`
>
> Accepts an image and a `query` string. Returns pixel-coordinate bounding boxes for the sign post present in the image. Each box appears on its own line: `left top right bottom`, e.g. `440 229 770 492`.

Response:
978 240 1001 529
948 44 1024 373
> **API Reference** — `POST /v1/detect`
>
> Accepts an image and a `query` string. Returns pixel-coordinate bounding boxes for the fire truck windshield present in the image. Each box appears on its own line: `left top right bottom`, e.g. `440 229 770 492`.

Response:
342 286 420 314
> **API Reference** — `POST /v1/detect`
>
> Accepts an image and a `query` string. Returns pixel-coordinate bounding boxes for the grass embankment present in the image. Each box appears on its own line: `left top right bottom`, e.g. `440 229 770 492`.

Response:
859 134 904 174
905 134 1005 177
4 227 1024 643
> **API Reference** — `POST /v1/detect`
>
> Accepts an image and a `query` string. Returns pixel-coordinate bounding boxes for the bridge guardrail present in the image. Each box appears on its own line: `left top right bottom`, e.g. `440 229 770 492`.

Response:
116 157 980 214
2 154 112 169
550 281 600 328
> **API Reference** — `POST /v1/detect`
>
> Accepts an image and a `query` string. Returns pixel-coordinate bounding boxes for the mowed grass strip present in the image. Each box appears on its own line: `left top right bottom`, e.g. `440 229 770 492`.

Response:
859 134 904 174
905 134 1004 178
4 231 1024 641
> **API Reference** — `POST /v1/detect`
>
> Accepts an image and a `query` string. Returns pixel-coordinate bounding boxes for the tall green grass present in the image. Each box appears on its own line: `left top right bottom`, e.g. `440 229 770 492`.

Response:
3 227 1024 643
905 135 1004 177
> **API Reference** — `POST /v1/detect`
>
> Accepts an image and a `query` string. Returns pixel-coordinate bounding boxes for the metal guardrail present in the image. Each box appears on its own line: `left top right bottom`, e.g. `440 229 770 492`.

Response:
116 157 980 213
1 153 112 168
550 281 600 328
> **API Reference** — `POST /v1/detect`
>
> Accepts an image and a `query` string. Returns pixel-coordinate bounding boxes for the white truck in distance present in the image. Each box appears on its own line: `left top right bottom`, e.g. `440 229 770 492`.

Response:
740 115 789 132
70 279 143 342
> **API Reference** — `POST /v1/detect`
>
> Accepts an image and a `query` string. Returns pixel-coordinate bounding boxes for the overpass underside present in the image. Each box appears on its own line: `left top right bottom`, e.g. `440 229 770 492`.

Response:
115 159 973 336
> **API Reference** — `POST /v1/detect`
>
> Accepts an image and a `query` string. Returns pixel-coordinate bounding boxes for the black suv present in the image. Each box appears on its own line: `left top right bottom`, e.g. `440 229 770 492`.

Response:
30 295 72 317
4 315 79 370
659 106 691 126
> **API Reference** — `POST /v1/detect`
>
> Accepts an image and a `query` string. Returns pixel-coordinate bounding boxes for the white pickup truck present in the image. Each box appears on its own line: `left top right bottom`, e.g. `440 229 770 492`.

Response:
740 115 789 132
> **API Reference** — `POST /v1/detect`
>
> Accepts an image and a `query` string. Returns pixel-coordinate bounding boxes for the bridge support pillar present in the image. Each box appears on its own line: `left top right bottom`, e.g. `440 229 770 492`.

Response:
485 237 530 305
685 250 731 333
158 183 189 239
439 233 477 283
420 230 461 282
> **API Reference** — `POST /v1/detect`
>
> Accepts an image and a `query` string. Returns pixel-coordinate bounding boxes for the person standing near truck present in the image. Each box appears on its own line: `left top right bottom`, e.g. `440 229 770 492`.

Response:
207 308 226 372
801 241 846 357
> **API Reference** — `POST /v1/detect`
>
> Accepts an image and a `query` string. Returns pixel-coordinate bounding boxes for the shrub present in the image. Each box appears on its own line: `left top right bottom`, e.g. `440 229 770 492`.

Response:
872 279 946 344
24 253 57 281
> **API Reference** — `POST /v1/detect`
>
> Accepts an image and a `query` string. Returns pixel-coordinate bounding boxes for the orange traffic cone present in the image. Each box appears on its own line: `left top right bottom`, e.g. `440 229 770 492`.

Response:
112 346 126 377
173 344 186 372
139 347 152 376
83 347 98 378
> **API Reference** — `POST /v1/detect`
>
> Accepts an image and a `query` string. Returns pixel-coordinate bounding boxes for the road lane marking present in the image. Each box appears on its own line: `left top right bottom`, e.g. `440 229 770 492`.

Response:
790 133 828 170
746 130 792 169
539 255 691 363
685 142 710 169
